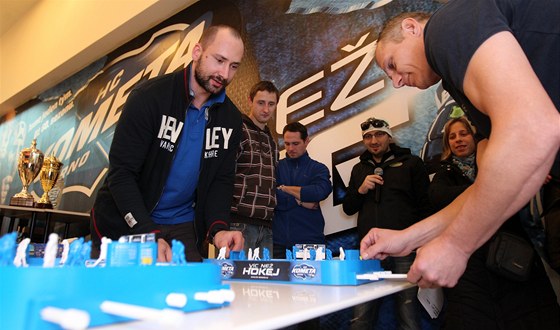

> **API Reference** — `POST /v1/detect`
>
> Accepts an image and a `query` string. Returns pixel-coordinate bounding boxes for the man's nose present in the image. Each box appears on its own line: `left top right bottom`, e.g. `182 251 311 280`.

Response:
218 64 230 79
391 73 404 88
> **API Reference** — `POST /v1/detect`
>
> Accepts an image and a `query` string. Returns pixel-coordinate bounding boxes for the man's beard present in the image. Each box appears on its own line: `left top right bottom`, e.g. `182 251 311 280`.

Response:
194 62 228 95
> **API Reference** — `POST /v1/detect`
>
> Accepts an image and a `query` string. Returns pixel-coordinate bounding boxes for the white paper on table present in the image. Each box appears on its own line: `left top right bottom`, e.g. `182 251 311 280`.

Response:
417 287 443 319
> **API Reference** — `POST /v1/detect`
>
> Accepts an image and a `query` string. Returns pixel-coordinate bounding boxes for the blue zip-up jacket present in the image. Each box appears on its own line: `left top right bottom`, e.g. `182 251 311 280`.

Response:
273 152 332 247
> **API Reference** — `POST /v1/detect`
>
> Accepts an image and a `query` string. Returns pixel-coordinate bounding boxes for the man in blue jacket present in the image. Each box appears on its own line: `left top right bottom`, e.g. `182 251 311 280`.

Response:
91 25 245 262
273 122 332 259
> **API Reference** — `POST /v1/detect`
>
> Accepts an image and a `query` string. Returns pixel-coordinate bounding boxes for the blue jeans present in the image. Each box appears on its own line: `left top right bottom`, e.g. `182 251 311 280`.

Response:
230 223 273 258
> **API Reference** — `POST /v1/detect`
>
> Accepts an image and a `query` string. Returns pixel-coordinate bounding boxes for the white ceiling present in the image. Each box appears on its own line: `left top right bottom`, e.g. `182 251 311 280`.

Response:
0 0 40 36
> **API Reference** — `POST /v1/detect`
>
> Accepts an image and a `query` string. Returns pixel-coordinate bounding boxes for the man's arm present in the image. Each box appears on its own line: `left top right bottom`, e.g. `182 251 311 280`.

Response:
361 186 471 259
107 89 158 234
342 166 367 216
441 31 559 254
277 185 322 208
408 31 560 287
204 108 244 253
278 162 332 202
277 184 301 200
299 162 332 202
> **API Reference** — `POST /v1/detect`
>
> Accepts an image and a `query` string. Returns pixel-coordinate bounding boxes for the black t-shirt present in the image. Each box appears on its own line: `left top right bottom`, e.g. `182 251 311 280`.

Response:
424 0 560 138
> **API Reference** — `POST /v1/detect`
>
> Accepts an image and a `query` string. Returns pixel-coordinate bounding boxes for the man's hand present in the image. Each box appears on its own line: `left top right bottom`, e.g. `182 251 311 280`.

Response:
297 200 319 209
360 228 412 260
358 174 383 194
157 238 172 262
277 185 302 200
213 230 244 258
407 235 469 288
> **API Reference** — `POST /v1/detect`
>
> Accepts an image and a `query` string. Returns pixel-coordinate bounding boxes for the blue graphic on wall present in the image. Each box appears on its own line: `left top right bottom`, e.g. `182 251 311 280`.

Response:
0 0 448 235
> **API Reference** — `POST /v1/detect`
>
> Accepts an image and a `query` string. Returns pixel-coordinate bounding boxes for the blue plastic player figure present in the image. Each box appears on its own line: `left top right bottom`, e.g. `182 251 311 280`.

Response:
228 250 240 260
238 250 246 260
285 249 292 260
309 248 316 261
262 248 271 261
79 241 92 266
0 232 17 266
326 248 333 260
65 237 84 266
171 239 187 265
292 246 299 260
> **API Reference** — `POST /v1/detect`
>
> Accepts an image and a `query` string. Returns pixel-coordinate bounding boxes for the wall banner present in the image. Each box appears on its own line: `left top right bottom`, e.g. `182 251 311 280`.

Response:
0 0 456 234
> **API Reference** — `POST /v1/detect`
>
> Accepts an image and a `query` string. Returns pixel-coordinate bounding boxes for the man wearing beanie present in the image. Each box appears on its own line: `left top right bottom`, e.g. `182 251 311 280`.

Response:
343 117 434 329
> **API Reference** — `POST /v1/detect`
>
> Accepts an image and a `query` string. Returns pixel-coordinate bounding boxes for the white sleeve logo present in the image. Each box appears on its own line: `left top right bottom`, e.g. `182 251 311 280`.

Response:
124 212 138 228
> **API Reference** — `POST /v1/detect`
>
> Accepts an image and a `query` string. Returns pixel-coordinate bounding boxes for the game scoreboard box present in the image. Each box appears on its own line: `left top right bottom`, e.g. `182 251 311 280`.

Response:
205 249 384 286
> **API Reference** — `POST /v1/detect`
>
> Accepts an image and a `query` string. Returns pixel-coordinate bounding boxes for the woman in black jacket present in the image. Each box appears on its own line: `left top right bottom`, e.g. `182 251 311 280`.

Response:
429 116 559 329
429 116 478 211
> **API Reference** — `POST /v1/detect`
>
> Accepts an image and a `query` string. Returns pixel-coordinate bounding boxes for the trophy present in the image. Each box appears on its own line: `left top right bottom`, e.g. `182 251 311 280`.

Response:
36 154 64 209
10 139 44 207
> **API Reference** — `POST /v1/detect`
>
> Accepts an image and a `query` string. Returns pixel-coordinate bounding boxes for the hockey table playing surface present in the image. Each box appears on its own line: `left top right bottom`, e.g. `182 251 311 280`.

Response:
95 279 416 330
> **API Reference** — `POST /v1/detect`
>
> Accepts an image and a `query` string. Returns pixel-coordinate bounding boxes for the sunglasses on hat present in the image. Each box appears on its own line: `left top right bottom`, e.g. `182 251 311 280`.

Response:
360 118 388 131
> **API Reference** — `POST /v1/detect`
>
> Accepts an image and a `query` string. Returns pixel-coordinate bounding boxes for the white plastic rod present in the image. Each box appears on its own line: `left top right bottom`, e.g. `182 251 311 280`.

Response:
356 271 408 281
100 300 183 326
194 289 236 304
40 306 90 330
166 293 188 308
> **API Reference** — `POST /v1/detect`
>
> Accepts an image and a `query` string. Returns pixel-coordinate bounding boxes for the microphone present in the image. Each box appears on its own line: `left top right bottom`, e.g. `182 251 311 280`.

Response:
374 167 383 203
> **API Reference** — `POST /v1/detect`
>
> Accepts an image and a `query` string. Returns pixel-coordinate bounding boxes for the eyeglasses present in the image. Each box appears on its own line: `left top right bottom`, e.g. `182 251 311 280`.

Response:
360 118 388 131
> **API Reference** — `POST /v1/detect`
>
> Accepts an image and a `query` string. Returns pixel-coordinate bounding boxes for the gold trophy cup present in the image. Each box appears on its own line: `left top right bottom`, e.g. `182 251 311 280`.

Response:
10 139 44 207
36 155 63 209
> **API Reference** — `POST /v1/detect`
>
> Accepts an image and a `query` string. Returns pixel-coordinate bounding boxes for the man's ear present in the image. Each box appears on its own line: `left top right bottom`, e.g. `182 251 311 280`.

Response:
401 18 422 37
192 43 203 61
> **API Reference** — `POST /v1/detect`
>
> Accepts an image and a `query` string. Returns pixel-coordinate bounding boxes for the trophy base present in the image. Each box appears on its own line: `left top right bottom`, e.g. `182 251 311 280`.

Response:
9 196 36 207
35 202 53 209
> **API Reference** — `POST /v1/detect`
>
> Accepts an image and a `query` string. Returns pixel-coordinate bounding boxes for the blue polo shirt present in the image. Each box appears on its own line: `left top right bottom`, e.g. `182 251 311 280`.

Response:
151 86 225 225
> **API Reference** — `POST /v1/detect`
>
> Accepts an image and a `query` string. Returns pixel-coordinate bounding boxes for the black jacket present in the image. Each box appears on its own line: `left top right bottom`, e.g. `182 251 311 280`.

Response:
91 67 242 252
428 159 473 211
343 144 432 240
429 158 527 238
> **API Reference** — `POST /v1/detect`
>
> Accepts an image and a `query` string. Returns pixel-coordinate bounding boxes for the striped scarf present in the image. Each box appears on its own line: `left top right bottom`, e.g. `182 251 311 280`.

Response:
451 153 476 182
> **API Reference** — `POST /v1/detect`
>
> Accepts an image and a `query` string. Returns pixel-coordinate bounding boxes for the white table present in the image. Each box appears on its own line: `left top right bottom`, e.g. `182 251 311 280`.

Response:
96 279 414 329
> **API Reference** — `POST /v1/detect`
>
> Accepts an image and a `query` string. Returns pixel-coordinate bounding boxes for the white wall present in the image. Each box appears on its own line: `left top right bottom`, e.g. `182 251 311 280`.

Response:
0 0 197 117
